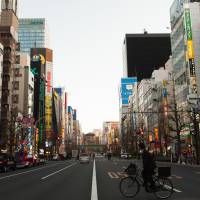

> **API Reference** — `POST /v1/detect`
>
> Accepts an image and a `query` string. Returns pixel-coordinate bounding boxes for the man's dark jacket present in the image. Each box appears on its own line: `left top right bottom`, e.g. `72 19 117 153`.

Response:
142 150 156 172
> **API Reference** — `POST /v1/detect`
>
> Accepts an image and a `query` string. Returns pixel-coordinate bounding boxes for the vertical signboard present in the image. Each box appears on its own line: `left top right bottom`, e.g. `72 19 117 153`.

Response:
45 61 53 140
184 6 198 95
121 77 137 105
154 127 159 142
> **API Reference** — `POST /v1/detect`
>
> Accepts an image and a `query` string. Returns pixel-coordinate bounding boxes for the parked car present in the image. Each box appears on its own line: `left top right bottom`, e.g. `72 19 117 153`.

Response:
26 154 40 166
120 153 132 159
95 153 104 158
0 153 16 172
38 154 46 164
79 153 90 164
52 154 60 161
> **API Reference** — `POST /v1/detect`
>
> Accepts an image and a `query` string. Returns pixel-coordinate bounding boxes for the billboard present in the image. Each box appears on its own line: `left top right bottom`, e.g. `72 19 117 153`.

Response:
31 48 53 146
121 77 137 105
45 61 53 140
55 88 62 97
73 109 77 120
68 106 73 114
184 6 198 95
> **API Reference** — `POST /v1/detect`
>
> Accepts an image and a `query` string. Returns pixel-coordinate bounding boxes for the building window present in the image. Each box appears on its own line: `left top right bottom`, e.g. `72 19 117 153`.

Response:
12 94 19 104
14 68 20 76
13 81 19 90
16 55 20 64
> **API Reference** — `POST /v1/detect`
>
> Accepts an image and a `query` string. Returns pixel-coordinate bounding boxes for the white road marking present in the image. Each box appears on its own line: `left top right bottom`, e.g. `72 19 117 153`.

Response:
41 162 77 180
117 172 128 178
173 188 182 193
91 159 98 200
164 184 182 193
107 172 120 179
0 162 65 180
171 174 183 179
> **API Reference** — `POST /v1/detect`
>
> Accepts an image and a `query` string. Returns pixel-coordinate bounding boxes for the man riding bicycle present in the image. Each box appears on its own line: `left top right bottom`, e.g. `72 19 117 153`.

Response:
139 142 156 192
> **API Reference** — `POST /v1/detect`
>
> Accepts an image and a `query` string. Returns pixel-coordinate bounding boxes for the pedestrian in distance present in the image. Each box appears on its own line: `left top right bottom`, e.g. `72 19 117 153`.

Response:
107 152 112 160
93 153 95 160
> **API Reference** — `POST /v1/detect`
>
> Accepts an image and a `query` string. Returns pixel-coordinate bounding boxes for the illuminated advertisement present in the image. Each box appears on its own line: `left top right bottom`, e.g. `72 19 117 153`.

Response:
184 6 197 95
185 8 194 59
45 61 53 140
121 77 137 105
154 127 159 141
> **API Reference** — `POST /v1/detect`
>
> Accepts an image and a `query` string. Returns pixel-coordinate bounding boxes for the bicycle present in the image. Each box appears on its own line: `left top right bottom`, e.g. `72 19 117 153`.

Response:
119 163 174 199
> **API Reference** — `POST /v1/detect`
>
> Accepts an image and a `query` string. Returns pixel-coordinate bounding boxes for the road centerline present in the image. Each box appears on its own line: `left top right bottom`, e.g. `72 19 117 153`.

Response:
41 162 77 180
91 159 98 200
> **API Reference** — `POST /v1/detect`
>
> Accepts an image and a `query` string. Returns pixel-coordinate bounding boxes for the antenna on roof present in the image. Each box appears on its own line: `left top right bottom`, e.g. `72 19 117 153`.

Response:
143 28 148 34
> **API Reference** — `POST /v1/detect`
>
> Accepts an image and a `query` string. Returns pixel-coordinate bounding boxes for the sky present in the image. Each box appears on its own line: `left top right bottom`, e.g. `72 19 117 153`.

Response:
20 0 174 133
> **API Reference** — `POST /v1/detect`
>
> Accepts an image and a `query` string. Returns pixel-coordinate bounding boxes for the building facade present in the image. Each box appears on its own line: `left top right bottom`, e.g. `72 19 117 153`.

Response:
0 0 19 151
18 18 50 54
170 0 200 104
31 48 53 154
123 33 171 81
13 52 34 154
14 52 34 116
0 43 4 121
170 0 200 162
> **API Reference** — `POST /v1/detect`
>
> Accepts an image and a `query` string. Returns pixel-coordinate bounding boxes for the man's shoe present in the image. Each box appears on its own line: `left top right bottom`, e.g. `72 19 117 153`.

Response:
145 187 151 193
149 185 157 192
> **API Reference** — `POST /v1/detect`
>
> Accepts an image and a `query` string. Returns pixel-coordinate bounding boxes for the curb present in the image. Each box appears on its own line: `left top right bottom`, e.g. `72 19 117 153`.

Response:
156 161 200 168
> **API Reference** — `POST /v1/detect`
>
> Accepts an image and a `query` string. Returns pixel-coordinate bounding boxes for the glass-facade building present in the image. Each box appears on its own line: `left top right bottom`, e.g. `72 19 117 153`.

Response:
18 18 50 54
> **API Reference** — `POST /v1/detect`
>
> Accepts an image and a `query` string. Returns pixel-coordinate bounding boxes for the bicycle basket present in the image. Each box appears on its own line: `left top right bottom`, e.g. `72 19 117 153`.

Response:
125 163 137 175
158 167 171 177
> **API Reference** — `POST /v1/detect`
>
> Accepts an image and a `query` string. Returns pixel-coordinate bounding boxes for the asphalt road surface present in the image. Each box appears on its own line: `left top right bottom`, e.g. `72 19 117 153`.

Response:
0 158 200 200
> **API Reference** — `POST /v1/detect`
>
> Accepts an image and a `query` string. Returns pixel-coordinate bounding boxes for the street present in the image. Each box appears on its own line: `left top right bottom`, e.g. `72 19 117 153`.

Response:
0 158 200 200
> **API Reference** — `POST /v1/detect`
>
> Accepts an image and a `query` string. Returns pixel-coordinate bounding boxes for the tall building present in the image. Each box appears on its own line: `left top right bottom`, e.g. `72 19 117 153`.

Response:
170 0 200 105
54 88 67 156
0 0 19 151
123 33 171 81
18 18 50 54
0 43 4 121
30 48 53 153
13 52 34 154
14 52 34 116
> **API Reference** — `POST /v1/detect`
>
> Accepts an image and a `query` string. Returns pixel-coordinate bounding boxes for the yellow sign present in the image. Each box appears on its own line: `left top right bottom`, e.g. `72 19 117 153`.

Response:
39 54 46 64
187 40 194 59
154 127 159 141
45 95 52 137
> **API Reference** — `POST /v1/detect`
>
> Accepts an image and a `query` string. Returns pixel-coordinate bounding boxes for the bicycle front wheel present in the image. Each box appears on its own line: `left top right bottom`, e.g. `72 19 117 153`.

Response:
153 177 174 199
119 176 140 198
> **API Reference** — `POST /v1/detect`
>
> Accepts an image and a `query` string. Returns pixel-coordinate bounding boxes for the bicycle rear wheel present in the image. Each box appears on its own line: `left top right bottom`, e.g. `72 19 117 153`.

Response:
153 177 173 199
119 176 140 198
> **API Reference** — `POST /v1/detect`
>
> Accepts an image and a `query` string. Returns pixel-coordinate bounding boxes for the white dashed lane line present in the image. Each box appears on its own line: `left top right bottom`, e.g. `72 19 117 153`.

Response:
41 162 77 180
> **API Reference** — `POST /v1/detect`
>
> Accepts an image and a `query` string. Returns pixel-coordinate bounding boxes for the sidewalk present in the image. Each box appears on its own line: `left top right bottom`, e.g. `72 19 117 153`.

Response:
156 161 200 168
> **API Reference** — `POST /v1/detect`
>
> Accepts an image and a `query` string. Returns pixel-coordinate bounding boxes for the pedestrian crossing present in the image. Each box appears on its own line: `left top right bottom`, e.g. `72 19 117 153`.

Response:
106 171 183 180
